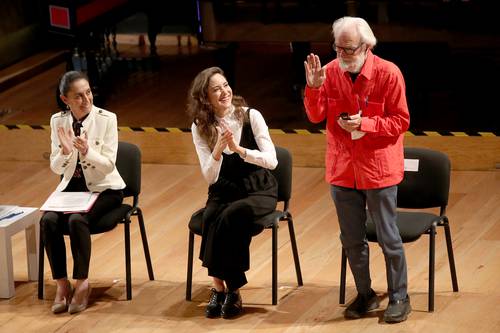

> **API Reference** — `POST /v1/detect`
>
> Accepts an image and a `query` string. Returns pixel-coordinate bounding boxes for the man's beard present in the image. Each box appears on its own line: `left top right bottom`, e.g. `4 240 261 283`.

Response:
339 55 365 73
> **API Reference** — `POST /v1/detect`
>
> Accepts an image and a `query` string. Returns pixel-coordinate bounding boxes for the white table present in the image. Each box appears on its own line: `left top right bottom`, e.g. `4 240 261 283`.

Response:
0 207 40 298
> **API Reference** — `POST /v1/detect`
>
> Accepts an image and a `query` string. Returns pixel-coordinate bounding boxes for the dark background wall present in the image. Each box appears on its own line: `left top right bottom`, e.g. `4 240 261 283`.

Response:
1 0 498 132
0 0 46 69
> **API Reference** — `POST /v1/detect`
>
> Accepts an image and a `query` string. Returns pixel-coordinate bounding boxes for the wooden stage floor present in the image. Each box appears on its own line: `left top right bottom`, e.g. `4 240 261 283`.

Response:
0 161 499 332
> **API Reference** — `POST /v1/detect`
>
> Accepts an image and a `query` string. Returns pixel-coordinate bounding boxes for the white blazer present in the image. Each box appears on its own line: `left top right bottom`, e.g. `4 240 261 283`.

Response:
49 105 126 192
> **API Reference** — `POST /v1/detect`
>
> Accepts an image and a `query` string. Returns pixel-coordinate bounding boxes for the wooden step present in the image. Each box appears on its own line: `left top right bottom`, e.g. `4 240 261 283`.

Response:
0 50 67 93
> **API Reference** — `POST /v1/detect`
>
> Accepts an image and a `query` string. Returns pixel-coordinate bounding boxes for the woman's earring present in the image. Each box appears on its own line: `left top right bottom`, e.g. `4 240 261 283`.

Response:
66 104 70 110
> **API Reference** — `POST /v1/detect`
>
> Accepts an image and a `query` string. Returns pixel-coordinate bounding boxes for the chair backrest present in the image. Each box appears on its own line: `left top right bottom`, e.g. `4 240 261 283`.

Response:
397 147 450 209
116 141 141 198
270 146 292 202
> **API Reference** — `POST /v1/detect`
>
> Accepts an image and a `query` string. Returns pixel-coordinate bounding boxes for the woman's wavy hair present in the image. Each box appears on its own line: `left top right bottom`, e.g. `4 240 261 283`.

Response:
187 67 247 150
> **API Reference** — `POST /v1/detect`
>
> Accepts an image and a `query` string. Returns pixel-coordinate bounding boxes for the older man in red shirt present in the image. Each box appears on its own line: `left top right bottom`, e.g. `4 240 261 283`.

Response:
303 16 411 323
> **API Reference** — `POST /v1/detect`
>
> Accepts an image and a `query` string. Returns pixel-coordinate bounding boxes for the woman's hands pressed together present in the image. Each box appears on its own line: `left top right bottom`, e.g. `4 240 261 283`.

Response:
212 120 246 161
212 125 232 161
57 127 74 155
73 131 89 156
57 127 89 156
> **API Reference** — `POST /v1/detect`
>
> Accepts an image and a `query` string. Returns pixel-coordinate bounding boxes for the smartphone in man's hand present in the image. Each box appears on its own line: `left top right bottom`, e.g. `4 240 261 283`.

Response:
339 112 351 120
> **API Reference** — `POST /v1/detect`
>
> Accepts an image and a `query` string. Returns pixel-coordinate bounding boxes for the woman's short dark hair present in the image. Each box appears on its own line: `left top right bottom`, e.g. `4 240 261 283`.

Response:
58 71 89 96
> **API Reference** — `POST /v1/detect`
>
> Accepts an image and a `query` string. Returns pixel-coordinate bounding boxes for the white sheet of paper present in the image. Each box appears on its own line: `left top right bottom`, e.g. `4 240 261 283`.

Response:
404 158 419 172
351 130 366 140
0 205 19 220
40 191 99 213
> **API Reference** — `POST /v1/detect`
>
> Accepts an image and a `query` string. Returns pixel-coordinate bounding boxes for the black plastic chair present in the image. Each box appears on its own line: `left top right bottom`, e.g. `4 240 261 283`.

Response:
186 146 303 305
38 141 155 300
339 147 459 312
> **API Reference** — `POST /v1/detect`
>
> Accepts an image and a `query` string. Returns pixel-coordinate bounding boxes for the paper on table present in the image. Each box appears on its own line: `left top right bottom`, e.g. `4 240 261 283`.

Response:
0 205 19 220
40 191 99 213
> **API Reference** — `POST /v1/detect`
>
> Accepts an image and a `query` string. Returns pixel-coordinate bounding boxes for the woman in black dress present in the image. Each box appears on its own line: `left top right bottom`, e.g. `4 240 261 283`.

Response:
188 67 278 318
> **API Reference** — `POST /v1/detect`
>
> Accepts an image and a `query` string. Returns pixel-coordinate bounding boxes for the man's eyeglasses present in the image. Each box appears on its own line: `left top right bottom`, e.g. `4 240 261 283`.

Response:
332 43 363 55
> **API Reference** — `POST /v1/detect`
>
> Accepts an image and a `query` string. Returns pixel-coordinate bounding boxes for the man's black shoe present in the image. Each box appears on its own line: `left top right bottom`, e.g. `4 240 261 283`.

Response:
344 288 380 319
221 291 242 319
383 295 411 323
205 288 225 318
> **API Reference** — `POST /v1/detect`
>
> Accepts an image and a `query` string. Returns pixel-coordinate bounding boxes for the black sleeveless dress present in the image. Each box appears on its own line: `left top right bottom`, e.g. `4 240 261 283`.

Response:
199 109 278 280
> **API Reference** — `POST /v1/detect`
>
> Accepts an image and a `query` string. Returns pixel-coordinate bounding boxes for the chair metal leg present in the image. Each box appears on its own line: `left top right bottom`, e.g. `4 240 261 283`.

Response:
339 248 347 304
137 208 154 280
186 231 194 301
428 224 436 312
443 218 459 292
124 219 132 300
272 225 278 305
287 217 303 286
37 221 44 300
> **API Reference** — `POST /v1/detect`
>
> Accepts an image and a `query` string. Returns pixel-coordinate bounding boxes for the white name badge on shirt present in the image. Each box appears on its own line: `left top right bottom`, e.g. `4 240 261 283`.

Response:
404 158 419 172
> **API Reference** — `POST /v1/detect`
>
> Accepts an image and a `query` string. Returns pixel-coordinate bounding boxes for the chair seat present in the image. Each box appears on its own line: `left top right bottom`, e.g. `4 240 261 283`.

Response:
187 208 205 235
188 208 281 237
254 210 285 229
366 211 441 243
95 204 134 233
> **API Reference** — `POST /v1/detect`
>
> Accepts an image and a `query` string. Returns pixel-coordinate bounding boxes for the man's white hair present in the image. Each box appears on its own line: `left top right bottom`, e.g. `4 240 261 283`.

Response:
332 17 377 49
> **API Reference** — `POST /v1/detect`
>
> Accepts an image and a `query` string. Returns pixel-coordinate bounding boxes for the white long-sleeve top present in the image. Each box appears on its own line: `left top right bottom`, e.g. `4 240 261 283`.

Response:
192 107 277 185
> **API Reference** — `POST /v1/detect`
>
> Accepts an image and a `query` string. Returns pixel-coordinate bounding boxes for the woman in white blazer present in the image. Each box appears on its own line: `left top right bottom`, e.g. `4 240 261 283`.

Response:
41 71 125 314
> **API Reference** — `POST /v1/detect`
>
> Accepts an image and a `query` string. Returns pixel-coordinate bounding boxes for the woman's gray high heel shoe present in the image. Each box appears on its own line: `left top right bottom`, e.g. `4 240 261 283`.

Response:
51 281 72 314
68 285 91 314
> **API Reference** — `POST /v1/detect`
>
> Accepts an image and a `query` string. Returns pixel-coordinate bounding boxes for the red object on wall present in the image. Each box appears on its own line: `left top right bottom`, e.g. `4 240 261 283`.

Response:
76 0 128 25
49 5 71 29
